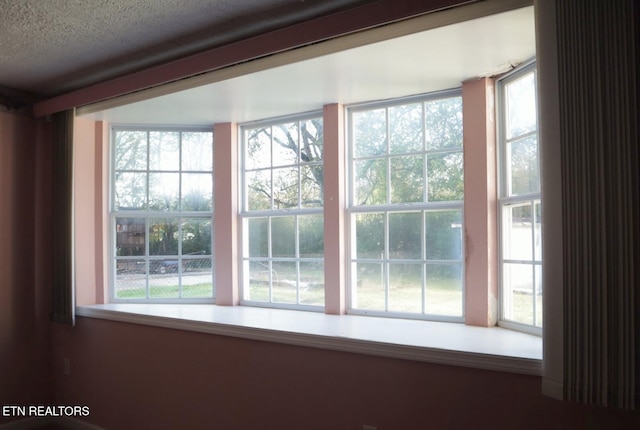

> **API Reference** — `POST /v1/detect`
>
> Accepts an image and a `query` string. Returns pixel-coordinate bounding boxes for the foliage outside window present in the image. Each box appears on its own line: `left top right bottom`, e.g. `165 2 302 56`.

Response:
241 115 324 309
348 91 464 320
498 64 542 329
111 129 214 301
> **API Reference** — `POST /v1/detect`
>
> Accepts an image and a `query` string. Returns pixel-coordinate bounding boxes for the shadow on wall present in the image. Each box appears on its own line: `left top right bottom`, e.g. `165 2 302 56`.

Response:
0 110 54 425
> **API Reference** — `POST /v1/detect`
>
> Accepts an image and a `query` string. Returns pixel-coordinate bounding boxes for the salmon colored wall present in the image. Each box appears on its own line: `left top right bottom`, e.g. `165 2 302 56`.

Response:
51 317 639 430
0 111 53 424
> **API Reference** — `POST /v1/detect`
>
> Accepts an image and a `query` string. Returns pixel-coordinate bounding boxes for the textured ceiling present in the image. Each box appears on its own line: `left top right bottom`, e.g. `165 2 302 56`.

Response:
0 0 365 100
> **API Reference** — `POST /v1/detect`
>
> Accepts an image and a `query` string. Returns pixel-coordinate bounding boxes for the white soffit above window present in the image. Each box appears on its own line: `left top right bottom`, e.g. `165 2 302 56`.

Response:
78 3 535 126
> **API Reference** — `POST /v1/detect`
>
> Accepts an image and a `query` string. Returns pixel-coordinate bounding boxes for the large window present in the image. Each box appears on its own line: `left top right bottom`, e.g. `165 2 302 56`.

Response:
240 114 324 309
498 63 542 330
111 128 214 301
348 91 464 320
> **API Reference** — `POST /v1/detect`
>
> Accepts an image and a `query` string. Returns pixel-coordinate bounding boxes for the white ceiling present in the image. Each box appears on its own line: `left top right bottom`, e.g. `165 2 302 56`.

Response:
81 6 535 126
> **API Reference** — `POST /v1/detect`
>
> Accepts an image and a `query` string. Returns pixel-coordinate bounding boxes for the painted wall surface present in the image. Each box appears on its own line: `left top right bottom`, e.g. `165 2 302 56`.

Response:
0 110 53 424
51 318 640 430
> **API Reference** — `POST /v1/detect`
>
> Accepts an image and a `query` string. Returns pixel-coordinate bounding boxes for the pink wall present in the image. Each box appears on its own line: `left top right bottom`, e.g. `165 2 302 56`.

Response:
74 118 109 306
0 111 53 424
51 317 640 430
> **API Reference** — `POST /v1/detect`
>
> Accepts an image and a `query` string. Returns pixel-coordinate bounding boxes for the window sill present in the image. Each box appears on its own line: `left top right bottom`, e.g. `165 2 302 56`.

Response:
76 304 542 375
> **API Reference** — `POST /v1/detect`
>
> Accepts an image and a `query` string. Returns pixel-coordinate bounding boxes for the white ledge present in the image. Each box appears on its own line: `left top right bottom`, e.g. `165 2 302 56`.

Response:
76 304 542 375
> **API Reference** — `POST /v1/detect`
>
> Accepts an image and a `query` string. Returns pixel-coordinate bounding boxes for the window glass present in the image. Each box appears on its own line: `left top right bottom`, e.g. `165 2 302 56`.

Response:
241 115 324 309
499 65 542 329
111 129 214 301
349 92 464 320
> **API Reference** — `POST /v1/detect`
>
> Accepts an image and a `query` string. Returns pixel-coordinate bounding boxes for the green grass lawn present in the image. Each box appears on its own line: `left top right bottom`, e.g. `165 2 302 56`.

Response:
116 283 213 299
116 271 542 327
507 290 543 327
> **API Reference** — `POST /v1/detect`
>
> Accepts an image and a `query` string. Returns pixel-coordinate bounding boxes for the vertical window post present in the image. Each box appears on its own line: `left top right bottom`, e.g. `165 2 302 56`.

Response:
323 104 346 314
462 77 498 326
214 123 239 305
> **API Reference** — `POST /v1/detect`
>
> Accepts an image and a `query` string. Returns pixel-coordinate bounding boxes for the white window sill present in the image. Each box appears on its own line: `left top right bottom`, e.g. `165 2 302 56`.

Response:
76 304 542 375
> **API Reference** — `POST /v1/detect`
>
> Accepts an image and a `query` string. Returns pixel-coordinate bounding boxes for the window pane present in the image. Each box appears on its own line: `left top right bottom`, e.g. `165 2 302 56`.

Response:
299 261 324 306
246 170 271 210
353 262 385 310
182 173 213 211
503 204 533 261
425 97 463 150
300 119 323 162
300 165 323 207
507 72 537 139
182 258 213 298
149 172 179 211
353 108 386 157
181 218 211 255
114 172 147 210
272 261 297 303
388 263 422 313
116 258 145 275
389 103 423 154
272 167 298 209
272 217 296 258
503 262 534 325
510 135 539 196
149 267 179 298
425 264 462 316
149 218 179 256
299 215 324 258
248 218 268 257
389 212 421 260
390 155 424 203
245 127 271 170
182 132 213 171
114 131 147 171
354 159 387 205
115 261 146 298
149 131 179 171
246 260 270 301
425 210 462 260
534 201 542 261
272 122 299 166
355 213 384 259
116 218 146 256
426 152 463 201
535 264 543 327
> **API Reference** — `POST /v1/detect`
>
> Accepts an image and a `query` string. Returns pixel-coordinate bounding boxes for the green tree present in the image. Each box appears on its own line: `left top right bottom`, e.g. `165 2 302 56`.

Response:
246 119 323 208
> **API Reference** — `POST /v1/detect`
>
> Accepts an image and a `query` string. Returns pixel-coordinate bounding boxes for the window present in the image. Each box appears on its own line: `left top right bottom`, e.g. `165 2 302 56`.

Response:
240 114 324 309
111 128 214 301
497 63 542 330
348 91 464 320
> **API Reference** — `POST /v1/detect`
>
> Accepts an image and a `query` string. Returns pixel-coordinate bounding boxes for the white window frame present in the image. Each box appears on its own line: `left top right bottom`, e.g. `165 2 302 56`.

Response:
346 90 465 322
239 112 325 311
109 126 215 303
497 61 543 335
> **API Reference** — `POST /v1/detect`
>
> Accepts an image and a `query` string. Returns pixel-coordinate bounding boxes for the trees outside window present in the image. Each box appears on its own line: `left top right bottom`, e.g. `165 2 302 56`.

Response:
112 129 214 300
348 92 464 320
241 115 325 308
